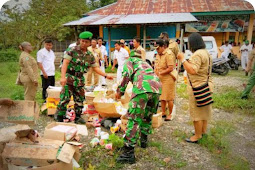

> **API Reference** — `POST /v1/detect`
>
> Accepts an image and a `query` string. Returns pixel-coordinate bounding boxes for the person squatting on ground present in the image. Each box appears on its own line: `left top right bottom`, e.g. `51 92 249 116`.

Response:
241 47 255 99
37 39 56 101
55 31 114 124
18 42 38 101
154 39 176 121
177 33 214 143
115 49 162 164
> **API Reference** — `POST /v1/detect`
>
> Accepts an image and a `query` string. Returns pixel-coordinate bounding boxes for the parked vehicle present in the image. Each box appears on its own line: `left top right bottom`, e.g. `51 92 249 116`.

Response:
227 53 241 70
212 58 230 76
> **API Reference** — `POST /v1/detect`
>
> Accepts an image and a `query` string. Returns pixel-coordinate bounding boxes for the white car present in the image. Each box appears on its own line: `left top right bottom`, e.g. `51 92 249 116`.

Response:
184 36 218 59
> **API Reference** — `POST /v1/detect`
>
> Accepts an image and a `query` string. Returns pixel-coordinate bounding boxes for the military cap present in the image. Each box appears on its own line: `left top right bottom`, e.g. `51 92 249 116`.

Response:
245 40 249 44
79 31 93 40
130 49 142 58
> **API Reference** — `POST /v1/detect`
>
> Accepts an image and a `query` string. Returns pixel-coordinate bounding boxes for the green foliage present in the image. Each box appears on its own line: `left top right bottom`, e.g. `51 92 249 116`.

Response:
0 49 20 62
105 66 117 73
213 86 255 115
199 121 250 170
88 0 117 10
108 134 124 149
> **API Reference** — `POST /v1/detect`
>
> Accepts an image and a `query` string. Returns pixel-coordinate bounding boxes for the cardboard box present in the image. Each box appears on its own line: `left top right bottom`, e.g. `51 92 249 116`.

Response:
8 162 73 170
47 86 62 99
44 122 78 141
0 100 39 125
120 115 128 132
152 113 163 128
2 138 64 166
47 108 56 116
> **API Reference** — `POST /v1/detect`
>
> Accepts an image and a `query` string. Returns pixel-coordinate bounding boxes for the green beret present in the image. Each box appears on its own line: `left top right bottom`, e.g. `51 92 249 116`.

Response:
79 31 93 40
245 40 249 44
130 49 142 58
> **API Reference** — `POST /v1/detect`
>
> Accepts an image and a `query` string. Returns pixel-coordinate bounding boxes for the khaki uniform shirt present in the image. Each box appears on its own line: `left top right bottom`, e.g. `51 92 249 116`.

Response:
248 48 255 70
19 51 38 83
155 49 175 73
168 39 179 58
188 49 213 89
136 45 146 61
88 46 102 67
124 46 131 54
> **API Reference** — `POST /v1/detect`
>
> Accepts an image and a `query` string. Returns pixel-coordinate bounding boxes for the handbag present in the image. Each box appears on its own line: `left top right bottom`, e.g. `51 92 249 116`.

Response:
188 55 213 107
170 69 178 81
15 70 23 86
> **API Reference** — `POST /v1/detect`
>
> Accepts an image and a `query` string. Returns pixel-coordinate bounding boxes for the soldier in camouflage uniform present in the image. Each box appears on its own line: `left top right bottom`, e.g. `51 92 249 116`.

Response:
56 31 113 124
116 50 162 164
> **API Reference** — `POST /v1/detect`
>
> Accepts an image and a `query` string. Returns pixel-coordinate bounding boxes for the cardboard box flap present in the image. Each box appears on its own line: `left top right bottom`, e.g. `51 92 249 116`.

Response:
0 125 31 143
46 86 62 99
0 100 39 125
67 141 83 146
76 125 88 136
57 143 76 164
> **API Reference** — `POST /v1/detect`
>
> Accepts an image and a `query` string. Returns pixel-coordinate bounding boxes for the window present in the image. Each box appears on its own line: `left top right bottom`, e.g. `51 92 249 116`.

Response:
204 41 213 50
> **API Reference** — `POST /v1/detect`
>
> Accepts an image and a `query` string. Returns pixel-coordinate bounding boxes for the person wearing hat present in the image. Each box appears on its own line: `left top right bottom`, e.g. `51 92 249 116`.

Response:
18 42 39 101
55 31 114 124
241 47 255 99
240 40 253 71
154 39 176 121
115 49 162 164
133 36 146 61
120 39 130 54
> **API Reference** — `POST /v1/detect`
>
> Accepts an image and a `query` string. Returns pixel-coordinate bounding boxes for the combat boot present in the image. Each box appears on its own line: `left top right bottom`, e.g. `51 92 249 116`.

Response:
140 133 148 148
54 111 63 122
75 115 85 124
116 145 135 164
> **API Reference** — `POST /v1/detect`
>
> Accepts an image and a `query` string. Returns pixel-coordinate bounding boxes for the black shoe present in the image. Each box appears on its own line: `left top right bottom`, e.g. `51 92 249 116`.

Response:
116 145 136 164
241 96 248 100
185 138 199 144
75 117 86 124
56 115 64 122
140 133 148 148
102 84 107 87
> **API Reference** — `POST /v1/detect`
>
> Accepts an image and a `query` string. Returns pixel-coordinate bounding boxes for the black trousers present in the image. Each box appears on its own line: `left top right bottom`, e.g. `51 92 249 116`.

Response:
41 75 55 100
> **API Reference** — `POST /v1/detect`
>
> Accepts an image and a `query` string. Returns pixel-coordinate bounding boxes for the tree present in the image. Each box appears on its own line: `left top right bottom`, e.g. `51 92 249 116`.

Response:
0 0 88 49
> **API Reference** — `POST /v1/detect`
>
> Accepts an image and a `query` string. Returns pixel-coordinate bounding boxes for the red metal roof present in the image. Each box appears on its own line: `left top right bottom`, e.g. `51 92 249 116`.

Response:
88 0 254 15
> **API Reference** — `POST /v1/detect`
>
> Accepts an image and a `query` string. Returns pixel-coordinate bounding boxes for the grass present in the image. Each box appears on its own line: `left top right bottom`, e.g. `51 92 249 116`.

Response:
213 86 255 115
176 83 189 99
0 62 61 105
199 121 250 170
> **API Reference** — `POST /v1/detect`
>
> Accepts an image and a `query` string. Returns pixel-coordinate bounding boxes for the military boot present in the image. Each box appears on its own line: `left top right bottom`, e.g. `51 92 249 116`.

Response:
75 114 85 124
54 111 64 122
116 145 135 164
140 133 148 148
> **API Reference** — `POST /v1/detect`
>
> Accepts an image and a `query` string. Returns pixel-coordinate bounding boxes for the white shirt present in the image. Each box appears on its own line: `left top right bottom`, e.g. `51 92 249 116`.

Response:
220 44 232 57
97 44 108 57
113 47 129 67
240 44 252 56
37 48 55 76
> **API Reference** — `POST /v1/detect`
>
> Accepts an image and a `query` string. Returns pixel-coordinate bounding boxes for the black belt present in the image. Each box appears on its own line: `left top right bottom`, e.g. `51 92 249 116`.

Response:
67 70 83 77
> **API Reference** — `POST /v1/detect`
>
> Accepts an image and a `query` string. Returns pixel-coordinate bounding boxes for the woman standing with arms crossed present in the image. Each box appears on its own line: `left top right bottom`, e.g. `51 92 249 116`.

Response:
177 33 214 143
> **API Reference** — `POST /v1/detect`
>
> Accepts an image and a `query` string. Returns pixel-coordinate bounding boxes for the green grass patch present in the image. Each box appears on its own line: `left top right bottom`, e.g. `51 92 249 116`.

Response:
176 84 189 99
199 121 250 170
213 86 255 115
105 66 117 73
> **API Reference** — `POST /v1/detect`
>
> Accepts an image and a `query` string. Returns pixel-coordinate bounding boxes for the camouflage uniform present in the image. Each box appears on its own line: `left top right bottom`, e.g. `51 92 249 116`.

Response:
57 45 96 117
117 50 162 147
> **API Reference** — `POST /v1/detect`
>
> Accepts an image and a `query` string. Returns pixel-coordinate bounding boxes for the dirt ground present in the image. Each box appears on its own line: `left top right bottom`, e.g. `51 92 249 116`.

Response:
1 71 254 170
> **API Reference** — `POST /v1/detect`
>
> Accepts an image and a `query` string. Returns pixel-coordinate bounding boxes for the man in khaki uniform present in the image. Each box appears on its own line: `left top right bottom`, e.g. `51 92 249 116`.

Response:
241 48 255 99
86 39 103 86
19 42 38 101
133 37 146 61
159 32 180 59
120 39 131 54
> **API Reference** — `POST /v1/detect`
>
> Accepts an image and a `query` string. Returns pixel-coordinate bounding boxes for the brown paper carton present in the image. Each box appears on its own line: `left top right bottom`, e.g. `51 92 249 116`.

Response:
152 113 163 128
47 108 57 116
46 87 61 99
44 122 78 141
2 139 64 166
0 100 39 125
8 162 73 170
